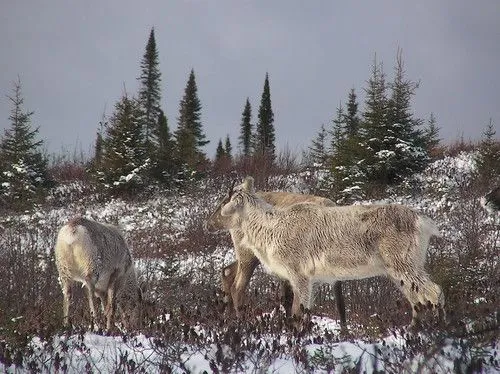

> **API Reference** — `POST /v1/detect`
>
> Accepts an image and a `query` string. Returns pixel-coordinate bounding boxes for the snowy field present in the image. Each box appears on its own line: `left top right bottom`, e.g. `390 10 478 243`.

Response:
9 316 496 373
1 152 499 373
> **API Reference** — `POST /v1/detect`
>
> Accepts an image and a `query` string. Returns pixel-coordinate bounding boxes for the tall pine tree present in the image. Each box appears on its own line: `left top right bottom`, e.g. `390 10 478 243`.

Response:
137 27 162 156
174 69 209 175
330 102 345 161
90 118 105 171
358 51 430 188
153 109 175 183
307 124 329 166
360 55 390 185
99 92 147 191
255 73 275 159
345 88 360 138
215 139 225 161
383 49 429 183
213 136 232 175
0 77 49 208
477 119 500 183
424 112 440 159
362 55 388 153
224 135 232 161
238 98 253 157
329 99 366 202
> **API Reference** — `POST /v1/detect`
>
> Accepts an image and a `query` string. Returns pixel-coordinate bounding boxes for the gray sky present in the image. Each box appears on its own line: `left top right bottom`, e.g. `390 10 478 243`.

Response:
1 1 499 160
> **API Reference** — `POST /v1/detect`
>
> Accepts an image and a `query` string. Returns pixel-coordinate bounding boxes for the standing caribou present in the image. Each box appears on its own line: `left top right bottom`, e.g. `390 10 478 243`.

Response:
218 176 445 326
54 217 143 330
206 181 346 325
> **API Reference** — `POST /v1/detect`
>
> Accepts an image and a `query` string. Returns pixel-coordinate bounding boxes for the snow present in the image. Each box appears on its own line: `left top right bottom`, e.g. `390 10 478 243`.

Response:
5 318 497 373
1 151 499 373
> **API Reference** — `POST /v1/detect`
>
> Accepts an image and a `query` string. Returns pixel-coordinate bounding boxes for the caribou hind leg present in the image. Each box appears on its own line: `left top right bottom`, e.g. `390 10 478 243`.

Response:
387 267 445 327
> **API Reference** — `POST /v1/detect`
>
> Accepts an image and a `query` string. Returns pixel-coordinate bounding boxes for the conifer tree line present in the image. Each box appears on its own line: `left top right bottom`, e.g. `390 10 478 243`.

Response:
0 26 281 206
306 49 461 202
92 27 277 189
1 29 499 209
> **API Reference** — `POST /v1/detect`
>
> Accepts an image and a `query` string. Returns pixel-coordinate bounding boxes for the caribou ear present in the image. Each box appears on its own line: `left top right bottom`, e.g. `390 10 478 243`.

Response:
242 176 255 193
221 200 237 216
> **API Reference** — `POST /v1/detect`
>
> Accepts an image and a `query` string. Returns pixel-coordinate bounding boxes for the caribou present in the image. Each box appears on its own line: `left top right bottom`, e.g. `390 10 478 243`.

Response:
219 176 445 326
206 181 346 325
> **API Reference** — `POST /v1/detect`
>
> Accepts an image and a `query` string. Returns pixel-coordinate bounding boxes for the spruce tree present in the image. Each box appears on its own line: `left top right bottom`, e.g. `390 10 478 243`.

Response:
90 120 105 171
360 54 401 187
384 49 429 183
224 135 232 161
424 112 440 159
215 139 225 161
137 27 162 155
329 100 365 202
330 103 345 160
361 54 389 185
0 77 49 208
387 49 417 134
213 136 233 175
345 88 360 137
238 98 253 156
359 51 430 188
174 69 209 174
255 73 275 159
307 124 329 166
477 119 500 182
99 92 147 191
154 109 175 183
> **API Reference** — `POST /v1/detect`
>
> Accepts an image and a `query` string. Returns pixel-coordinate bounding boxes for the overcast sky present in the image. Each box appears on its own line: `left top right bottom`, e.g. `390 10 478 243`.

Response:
1 1 499 159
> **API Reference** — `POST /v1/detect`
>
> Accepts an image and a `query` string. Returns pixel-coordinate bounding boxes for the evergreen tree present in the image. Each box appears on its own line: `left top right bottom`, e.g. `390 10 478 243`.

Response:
215 139 225 161
255 73 275 159
477 119 500 182
330 100 366 202
213 136 233 174
307 124 329 166
99 92 147 191
90 119 105 171
345 88 360 137
384 49 429 182
224 135 232 161
95 124 104 166
137 27 162 155
174 69 209 174
238 98 253 156
330 103 345 160
359 50 429 187
153 109 175 183
387 49 418 134
424 112 440 159
361 54 389 185
0 77 49 208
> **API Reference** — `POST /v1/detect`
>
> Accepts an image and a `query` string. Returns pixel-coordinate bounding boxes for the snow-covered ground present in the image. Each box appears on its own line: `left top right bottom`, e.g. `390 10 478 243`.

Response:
4 314 498 373
1 152 499 373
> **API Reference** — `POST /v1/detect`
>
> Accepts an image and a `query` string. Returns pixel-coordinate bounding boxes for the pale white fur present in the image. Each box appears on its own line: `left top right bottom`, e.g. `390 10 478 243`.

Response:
54 217 142 330
221 177 445 325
